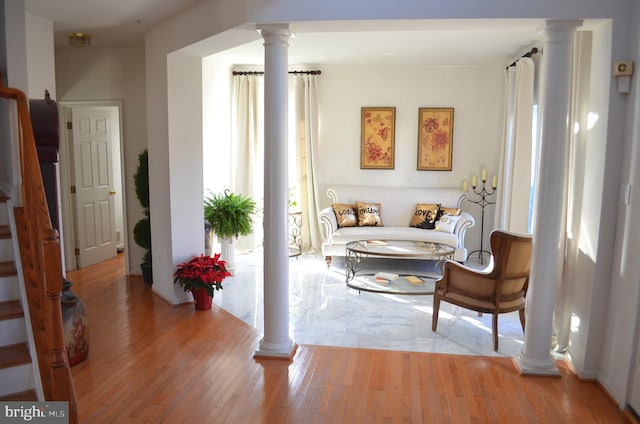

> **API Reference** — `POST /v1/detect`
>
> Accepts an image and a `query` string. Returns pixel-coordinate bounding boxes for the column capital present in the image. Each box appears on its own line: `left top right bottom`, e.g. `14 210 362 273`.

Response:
257 23 291 41
539 19 584 38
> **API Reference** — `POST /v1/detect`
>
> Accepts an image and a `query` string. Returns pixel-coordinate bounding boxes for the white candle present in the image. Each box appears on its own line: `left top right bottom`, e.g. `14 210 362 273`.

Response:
462 180 469 192
492 176 498 189
471 175 477 188
481 168 487 182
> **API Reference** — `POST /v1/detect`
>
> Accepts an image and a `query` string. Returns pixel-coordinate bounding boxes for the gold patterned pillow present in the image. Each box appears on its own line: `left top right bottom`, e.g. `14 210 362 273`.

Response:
332 204 357 228
410 203 440 229
436 207 462 221
355 201 383 227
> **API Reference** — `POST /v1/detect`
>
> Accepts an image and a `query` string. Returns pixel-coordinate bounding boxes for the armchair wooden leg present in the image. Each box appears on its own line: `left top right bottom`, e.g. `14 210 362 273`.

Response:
492 314 499 351
325 256 332 268
432 296 441 331
519 308 526 332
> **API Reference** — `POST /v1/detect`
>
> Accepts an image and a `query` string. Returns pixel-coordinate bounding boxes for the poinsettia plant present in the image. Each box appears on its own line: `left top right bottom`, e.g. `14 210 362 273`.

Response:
173 253 231 298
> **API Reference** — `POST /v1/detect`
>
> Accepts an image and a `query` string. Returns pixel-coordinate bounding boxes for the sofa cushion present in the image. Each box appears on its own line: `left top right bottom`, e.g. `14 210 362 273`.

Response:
410 203 440 229
437 207 462 220
355 201 383 226
332 203 357 228
331 226 458 248
435 214 462 233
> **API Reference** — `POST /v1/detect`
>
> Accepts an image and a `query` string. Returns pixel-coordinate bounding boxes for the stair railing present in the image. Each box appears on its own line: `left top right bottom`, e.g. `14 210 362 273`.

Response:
0 76 78 423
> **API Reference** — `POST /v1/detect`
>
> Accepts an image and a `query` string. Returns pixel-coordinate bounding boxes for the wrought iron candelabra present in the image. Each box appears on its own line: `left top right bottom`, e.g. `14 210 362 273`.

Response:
466 170 497 265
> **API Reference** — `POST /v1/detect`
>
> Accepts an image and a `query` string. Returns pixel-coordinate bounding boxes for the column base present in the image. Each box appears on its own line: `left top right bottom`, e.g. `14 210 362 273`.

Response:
254 338 298 360
513 350 561 377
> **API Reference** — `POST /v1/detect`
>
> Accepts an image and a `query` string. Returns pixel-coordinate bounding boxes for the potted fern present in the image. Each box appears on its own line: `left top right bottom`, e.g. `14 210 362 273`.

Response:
204 190 257 274
133 149 152 284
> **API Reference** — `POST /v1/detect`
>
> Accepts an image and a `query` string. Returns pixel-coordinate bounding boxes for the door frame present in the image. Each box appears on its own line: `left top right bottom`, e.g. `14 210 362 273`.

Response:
58 100 128 273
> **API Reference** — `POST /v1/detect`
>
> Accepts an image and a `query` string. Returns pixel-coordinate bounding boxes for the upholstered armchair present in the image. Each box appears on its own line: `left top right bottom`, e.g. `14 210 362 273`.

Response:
431 229 533 351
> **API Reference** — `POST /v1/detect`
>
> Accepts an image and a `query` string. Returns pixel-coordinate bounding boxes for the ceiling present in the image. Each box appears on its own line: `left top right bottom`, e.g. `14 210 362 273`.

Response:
24 1 553 67
25 0 203 47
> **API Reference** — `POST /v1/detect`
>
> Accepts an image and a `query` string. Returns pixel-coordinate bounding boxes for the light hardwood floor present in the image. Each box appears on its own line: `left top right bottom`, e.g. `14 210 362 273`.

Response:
67 254 631 423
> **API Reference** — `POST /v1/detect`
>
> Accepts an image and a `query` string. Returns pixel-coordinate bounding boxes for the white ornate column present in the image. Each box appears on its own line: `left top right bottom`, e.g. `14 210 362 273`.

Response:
254 24 297 359
514 19 583 375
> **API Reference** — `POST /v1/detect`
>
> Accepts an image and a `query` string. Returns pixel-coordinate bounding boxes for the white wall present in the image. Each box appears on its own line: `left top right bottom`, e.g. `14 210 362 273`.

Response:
316 64 505 250
1 0 29 198
145 0 251 303
55 45 147 274
25 12 55 100
562 22 612 378
202 55 232 195
160 53 204 304
600 2 640 406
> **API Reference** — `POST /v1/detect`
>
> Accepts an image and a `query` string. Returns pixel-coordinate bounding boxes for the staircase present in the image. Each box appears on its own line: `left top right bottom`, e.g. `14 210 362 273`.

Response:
0 191 38 401
0 76 78 422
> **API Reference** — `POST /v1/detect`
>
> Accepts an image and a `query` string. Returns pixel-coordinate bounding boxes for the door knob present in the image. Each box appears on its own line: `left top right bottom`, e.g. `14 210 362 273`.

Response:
109 190 117 195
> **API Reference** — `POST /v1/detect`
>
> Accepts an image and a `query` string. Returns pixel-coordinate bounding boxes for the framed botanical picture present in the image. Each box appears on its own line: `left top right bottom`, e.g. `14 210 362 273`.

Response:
417 108 454 171
361 107 396 169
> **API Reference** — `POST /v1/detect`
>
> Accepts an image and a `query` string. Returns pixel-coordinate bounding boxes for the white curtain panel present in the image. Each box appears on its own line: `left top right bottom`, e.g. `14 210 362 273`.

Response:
231 72 322 253
494 58 535 233
552 31 593 352
290 74 322 252
231 74 264 252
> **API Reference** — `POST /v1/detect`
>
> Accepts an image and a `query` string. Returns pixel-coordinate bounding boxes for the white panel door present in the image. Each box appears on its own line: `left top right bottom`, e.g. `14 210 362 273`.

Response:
73 107 117 268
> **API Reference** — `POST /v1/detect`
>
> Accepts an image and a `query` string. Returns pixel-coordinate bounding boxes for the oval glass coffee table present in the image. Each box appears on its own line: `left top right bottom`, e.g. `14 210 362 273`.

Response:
344 240 455 295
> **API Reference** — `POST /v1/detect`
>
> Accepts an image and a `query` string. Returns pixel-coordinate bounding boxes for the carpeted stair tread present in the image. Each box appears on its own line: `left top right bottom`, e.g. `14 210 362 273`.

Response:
0 225 10 239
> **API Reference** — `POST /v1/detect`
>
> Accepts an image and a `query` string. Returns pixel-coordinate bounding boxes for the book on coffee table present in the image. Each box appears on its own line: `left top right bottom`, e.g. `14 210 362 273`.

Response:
405 276 424 285
374 272 398 281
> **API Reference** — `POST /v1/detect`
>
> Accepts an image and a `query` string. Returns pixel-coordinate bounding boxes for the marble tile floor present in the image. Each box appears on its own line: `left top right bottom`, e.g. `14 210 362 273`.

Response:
212 250 537 358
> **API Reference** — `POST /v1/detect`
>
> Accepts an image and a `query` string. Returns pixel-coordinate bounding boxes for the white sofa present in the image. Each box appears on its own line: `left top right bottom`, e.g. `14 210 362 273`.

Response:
318 185 475 265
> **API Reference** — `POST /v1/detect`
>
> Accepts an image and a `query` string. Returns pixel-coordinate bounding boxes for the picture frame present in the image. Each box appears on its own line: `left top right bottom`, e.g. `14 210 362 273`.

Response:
417 108 454 171
361 107 396 169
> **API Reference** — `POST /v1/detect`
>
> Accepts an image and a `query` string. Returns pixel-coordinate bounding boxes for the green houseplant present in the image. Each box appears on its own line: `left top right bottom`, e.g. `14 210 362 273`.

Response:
204 189 257 240
133 149 152 284
204 190 257 275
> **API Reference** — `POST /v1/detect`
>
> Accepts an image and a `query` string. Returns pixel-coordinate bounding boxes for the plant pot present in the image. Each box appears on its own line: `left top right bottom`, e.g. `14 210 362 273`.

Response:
219 236 237 275
141 262 153 284
190 287 213 310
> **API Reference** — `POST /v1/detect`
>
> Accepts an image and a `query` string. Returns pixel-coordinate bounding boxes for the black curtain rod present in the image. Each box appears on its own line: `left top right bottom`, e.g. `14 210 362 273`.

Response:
232 70 322 76
507 47 540 68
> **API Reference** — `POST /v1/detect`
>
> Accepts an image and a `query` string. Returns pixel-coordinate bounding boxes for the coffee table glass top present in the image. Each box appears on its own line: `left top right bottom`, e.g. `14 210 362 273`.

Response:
346 240 455 259
344 240 455 295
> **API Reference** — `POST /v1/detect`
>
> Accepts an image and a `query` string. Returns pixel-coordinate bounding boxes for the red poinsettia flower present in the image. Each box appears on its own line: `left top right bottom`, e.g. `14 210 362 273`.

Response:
173 253 231 297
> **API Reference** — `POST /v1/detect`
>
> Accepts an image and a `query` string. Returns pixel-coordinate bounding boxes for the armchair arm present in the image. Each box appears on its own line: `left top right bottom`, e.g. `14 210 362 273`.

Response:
436 258 496 297
318 207 338 242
